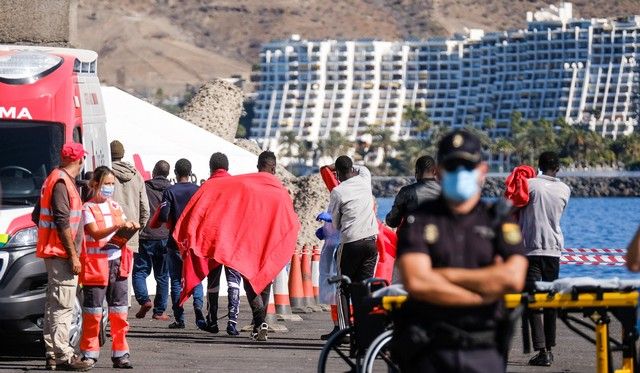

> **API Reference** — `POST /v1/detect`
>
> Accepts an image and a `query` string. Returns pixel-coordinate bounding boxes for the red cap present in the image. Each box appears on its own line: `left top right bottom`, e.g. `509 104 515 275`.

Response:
61 143 86 162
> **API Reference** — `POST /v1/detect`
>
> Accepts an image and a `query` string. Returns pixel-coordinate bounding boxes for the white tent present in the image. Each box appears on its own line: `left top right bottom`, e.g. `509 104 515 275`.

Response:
102 86 257 297
101 86 258 181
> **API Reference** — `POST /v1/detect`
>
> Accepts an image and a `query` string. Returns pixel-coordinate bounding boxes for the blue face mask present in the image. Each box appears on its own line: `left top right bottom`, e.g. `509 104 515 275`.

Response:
100 185 115 198
441 167 480 202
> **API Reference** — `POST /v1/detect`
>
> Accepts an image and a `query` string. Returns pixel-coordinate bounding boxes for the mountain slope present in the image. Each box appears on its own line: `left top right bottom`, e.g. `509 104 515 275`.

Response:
77 0 640 95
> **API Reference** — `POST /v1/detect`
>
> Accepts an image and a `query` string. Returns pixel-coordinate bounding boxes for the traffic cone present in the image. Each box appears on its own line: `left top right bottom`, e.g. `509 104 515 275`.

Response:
312 245 329 311
265 283 288 332
312 245 320 302
302 246 322 312
274 266 302 321
288 247 310 313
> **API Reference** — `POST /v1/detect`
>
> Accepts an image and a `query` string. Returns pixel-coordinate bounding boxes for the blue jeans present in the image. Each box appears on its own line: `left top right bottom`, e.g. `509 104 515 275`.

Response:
167 248 203 323
133 239 169 315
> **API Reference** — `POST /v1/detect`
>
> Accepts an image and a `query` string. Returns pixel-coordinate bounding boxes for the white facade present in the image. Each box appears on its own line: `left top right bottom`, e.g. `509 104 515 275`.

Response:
250 3 640 150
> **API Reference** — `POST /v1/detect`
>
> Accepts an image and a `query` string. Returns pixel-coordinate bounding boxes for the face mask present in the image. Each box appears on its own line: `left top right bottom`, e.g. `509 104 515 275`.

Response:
441 167 480 202
100 185 115 198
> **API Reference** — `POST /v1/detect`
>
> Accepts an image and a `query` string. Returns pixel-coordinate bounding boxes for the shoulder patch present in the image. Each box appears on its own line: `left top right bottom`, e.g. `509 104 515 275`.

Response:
501 223 522 245
423 224 439 244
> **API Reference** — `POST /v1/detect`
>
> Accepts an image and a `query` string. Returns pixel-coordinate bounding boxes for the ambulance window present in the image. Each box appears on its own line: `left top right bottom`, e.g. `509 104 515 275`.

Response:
0 122 64 206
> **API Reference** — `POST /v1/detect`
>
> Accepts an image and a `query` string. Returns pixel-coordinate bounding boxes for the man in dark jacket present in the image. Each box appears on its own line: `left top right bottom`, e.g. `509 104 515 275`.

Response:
158 158 205 329
385 155 441 228
133 161 171 320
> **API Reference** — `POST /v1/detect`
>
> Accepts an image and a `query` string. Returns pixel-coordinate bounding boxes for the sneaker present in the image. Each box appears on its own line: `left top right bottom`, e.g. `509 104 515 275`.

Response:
112 353 133 369
194 308 207 330
321 326 339 341
135 301 153 319
528 350 552 367
204 323 219 334
45 356 56 371
226 322 239 336
151 313 170 321
168 321 185 329
57 355 93 371
250 322 268 342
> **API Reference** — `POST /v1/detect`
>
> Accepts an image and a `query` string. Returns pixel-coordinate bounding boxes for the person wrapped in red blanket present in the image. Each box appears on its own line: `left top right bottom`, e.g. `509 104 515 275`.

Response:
173 152 300 341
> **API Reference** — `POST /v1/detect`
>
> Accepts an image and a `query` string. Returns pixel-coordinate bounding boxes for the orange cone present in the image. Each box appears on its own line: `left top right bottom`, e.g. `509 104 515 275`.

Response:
288 247 309 313
274 266 302 321
312 245 321 303
265 283 288 332
302 246 321 311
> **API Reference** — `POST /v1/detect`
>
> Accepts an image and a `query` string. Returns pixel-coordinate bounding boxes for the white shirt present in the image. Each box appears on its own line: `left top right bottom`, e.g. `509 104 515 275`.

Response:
83 200 127 260
328 165 378 244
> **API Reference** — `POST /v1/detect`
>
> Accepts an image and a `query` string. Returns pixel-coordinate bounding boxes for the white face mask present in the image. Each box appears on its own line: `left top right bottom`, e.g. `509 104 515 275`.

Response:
100 185 115 198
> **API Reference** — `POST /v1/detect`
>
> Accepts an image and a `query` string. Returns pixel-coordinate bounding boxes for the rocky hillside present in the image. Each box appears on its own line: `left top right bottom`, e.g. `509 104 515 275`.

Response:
77 0 640 95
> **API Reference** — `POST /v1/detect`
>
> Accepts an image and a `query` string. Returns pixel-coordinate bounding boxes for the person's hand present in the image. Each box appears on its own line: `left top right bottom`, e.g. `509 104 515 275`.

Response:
70 256 81 275
132 222 141 229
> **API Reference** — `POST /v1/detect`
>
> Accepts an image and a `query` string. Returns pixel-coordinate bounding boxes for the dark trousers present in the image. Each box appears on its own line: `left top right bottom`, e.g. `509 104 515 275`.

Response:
83 260 129 309
337 237 378 328
166 248 203 323
400 348 504 373
207 266 242 325
526 255 560 350
243 278 271 330
133 239 169 315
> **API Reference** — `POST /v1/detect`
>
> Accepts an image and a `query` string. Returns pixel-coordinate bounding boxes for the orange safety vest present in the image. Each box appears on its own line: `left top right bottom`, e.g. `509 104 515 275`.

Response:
36 169 83 259
80 201 133 286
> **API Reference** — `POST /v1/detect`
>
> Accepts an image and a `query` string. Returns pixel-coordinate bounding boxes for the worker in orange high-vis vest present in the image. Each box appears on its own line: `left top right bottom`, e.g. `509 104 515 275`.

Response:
33 142 95 372
79 166 139 369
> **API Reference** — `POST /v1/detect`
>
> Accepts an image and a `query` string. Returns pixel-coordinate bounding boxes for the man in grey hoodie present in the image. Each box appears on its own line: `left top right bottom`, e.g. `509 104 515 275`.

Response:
110 140 150 305
519 151 571 367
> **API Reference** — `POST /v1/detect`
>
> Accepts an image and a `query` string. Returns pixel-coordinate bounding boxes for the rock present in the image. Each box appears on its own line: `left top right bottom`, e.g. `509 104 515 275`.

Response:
179 80 244 142
372 176 640 198
291 174 329 249
0 0 77 46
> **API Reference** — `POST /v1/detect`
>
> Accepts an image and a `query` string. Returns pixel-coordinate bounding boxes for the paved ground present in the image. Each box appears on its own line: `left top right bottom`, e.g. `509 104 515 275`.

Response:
0 298 631 372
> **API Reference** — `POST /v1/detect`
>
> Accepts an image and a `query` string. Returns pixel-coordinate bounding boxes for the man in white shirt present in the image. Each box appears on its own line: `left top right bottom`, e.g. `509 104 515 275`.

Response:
519 151 571 367
327 156 378 329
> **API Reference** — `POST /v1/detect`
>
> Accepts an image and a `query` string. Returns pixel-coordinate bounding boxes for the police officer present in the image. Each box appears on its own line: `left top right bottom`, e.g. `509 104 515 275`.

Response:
393 130 528 373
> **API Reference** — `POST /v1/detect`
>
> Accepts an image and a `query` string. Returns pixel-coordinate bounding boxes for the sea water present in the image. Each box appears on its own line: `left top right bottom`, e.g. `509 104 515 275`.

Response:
376 197 640 279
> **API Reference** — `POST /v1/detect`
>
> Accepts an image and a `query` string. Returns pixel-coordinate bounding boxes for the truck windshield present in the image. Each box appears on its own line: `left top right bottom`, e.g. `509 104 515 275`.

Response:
0 121 63 206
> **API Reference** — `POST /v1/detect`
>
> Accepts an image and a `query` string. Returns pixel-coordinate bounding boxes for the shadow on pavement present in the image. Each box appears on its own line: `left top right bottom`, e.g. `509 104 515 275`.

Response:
0 340 45 371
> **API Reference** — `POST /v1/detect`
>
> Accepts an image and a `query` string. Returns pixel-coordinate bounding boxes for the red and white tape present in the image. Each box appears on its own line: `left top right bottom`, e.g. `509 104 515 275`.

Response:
563 248 626 255
560 254 626 266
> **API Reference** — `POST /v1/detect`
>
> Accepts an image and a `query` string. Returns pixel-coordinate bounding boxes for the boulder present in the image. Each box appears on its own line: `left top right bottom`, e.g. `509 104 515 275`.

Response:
0 0 77 46
180 80 244 142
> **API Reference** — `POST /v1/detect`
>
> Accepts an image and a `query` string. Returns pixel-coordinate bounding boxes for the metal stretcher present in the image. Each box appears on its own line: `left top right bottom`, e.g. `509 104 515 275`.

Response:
505 280 638 373
375 279 640 373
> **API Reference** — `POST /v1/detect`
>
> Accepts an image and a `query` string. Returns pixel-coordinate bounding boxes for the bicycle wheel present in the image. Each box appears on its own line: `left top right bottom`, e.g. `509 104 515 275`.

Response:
317 327 357 373
362 330 400 373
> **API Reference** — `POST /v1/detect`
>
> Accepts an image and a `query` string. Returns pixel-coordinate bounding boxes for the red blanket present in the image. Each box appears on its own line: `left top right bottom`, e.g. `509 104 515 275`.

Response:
374 222 397 282
173 172 300 305
319 165 397 282
504 165 536 208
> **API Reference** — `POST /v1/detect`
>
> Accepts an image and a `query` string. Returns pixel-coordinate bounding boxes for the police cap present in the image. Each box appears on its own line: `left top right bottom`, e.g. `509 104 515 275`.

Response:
437 130 482 171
